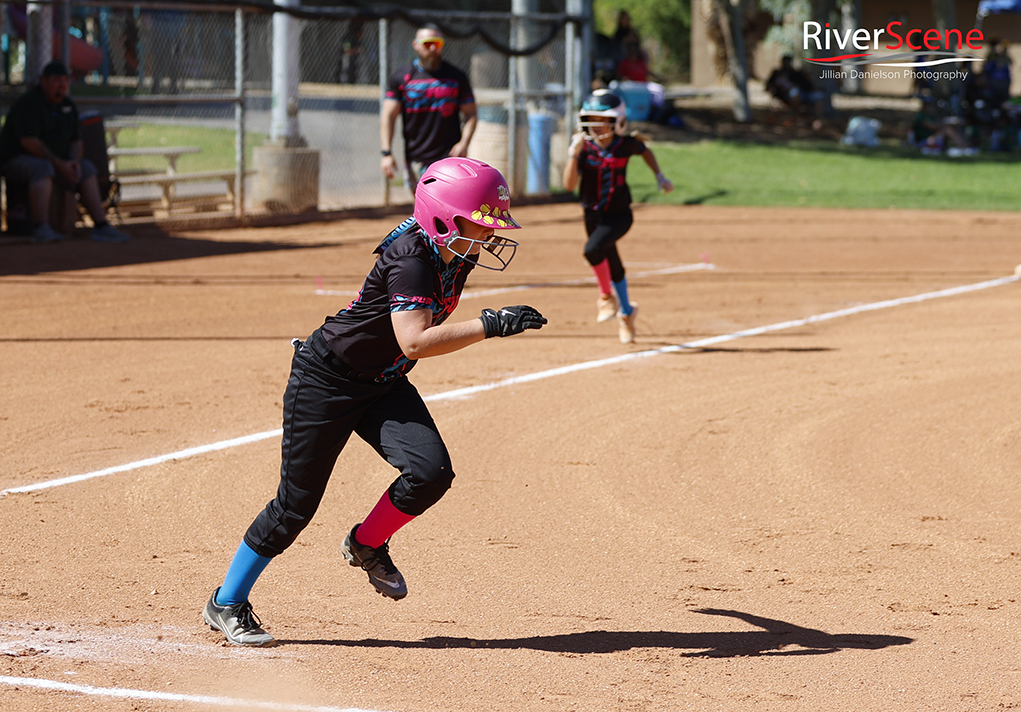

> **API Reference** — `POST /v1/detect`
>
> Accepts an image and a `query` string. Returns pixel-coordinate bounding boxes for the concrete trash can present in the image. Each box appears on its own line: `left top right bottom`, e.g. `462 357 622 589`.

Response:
252 144 321 214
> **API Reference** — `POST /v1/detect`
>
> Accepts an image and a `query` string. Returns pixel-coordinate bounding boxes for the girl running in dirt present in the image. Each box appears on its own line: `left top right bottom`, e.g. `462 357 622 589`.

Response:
203 157 546 646
562 89 674 344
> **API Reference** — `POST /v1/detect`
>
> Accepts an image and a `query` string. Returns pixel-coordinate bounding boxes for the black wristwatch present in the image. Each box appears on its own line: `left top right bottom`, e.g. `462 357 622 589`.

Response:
381 150 392 157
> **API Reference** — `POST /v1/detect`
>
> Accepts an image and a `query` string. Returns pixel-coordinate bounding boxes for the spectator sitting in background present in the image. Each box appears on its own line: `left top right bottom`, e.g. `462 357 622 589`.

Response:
0 61 129 243
911 92 975 156
613 10 640 63
984 39 1013 106
766 55 823 124
962 71 999 147
592 33 619 87
617 43 649 82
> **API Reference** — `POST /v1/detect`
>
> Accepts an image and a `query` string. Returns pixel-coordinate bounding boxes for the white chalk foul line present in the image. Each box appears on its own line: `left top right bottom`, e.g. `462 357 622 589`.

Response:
0 675 385 712
417 274 1018 400
1 430 283 496
315 261 715 299
2 274 1015 498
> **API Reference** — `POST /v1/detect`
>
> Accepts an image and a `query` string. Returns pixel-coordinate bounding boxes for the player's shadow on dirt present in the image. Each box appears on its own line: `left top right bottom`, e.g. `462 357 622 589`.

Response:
682 346 835 354
290 609 912 657
0 225 344 277
632 189 729 204
683 189 729 205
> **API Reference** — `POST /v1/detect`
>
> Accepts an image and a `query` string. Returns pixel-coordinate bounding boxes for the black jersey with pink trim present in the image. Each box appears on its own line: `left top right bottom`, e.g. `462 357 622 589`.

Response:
387 60 474 164
319 218 475 381
574 135 646 213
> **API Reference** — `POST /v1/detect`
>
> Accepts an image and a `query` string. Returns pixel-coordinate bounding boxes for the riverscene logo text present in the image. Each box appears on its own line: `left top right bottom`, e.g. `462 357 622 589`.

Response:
804 21 984 53
801 21 984 80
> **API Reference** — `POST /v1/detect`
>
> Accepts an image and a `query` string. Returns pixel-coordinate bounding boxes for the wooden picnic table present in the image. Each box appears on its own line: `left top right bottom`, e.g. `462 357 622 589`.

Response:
106 145 202 176
103 121 139 149
115 168 252 217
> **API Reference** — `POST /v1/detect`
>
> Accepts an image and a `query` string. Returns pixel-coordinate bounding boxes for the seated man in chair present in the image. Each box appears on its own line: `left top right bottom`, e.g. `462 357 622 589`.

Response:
766 55 823 123
0 61 128 243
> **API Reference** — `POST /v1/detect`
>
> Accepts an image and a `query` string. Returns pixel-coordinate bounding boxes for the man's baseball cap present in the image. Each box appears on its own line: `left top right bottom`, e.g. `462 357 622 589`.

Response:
42 61 69 77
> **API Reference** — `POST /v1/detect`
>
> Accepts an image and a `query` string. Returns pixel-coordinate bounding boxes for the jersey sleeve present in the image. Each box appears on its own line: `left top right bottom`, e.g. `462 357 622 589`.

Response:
626 135 647 156
385 67 407 103
385 253 436 314
456 67 475 106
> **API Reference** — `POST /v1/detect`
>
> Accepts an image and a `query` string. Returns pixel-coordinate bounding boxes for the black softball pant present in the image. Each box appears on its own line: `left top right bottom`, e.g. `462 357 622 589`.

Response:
243 331 454 558
583 207 633 284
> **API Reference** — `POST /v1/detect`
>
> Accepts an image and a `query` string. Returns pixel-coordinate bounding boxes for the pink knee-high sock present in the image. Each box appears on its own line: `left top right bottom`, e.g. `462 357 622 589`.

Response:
356 492 416 548
592 259 613 296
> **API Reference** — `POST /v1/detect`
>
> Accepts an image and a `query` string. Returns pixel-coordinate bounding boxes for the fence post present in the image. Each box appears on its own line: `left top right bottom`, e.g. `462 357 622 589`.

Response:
379 17 390 207
270 0 301 144
565 14 575 116
235 7 246 220
508 16 518 196
59 0 70 72
579 0 593 100
566 0 581 111
26 2 52 85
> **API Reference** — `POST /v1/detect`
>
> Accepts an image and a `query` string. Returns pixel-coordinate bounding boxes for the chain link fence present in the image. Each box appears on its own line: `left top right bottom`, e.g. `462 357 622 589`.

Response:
0 1 583 228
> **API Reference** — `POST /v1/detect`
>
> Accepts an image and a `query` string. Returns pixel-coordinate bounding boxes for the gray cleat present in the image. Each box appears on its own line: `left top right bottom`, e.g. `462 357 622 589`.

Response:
203 588 275 647
342 524 408 600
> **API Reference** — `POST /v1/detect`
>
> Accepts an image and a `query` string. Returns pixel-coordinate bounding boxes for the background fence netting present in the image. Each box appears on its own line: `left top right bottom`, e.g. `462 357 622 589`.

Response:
0 1 581 226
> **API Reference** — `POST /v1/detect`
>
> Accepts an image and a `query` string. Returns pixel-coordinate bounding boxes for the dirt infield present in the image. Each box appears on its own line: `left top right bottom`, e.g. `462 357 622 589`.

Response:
2 204 1020 712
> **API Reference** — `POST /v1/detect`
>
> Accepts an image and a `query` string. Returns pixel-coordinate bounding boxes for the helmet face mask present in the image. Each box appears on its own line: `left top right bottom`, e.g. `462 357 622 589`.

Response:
413 157 521 272
443 229 519 272
578 89 627 140
579 115 616 141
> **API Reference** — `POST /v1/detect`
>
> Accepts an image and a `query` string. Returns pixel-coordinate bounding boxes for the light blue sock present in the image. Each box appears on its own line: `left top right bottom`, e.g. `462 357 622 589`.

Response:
215 541 272 606
612 278 632 316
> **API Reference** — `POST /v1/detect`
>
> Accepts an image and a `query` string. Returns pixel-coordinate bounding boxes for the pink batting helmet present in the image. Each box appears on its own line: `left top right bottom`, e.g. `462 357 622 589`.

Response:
413 157 521 247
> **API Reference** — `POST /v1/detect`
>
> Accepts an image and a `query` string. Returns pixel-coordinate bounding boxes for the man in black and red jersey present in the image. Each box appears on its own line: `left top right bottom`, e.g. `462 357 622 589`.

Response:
380 24 477 192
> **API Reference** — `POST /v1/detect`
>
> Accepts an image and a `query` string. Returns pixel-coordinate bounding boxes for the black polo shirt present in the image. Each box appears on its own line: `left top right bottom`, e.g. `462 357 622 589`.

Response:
386 60 474 164
320 218 476 381
0 86 81 165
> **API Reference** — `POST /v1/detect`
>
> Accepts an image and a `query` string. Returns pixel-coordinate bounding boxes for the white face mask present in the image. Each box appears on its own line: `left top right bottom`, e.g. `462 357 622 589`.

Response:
579 117 616 141
444 232 519 271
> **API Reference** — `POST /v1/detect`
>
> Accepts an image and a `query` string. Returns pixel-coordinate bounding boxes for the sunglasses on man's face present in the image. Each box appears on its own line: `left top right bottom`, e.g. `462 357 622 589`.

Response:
420 39 444 50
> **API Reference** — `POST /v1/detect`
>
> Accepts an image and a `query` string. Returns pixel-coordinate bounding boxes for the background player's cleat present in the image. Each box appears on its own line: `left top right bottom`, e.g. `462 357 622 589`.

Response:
342 524 408 600
203 589 275 647
596 293 618 322
618 304 638 344
30 223 63 243
91 224 130 243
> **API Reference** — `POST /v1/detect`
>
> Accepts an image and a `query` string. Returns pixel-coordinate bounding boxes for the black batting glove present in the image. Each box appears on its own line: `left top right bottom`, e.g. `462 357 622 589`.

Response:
479 305 548 338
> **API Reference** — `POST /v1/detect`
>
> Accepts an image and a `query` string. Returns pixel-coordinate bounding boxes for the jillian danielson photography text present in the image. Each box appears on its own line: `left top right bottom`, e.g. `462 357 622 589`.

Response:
818 69 970 82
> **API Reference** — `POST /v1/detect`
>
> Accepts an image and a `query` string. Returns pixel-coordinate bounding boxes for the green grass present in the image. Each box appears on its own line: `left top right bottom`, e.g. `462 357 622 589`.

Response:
630 139 1021 211
112 123 266 173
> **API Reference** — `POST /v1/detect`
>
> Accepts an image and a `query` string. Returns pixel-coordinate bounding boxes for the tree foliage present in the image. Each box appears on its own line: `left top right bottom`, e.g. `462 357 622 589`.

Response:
594 0 693 81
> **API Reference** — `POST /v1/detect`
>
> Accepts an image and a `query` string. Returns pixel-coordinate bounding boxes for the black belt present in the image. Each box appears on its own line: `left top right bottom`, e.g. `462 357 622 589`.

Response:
304 329 385 384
